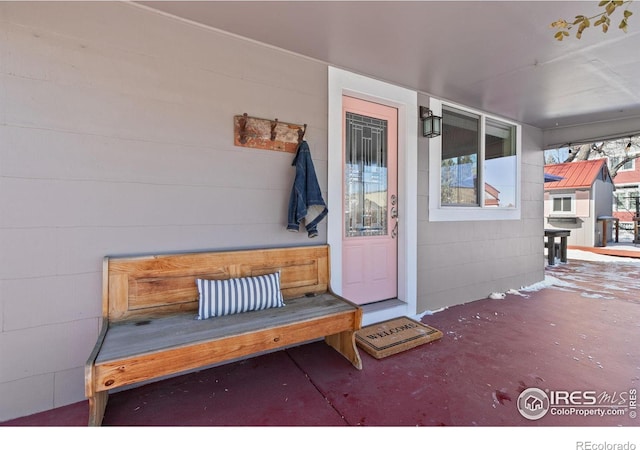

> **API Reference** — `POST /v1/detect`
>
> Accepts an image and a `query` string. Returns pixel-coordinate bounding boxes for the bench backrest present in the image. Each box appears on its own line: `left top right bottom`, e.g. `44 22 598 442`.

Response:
103 245 331 322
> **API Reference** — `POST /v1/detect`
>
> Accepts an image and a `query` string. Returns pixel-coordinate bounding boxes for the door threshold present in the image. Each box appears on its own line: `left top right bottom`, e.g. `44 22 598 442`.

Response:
361 298 408 326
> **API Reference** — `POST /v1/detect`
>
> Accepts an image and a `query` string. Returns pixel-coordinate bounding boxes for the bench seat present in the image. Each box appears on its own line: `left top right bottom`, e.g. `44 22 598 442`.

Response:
85 245 362 426
97 293 352 362
94 293 361 392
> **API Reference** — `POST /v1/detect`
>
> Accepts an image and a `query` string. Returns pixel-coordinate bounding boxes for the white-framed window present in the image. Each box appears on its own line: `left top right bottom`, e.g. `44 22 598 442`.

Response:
429 99 521 221
550 193 575 215
614 185 639 211
609 155 635 172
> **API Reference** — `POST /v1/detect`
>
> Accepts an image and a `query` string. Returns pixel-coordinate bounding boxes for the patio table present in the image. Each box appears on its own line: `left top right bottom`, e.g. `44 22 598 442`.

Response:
544 229 570 265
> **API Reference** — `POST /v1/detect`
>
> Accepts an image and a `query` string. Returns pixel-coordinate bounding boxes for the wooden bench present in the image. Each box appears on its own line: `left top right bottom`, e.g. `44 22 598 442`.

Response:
84 245 362 426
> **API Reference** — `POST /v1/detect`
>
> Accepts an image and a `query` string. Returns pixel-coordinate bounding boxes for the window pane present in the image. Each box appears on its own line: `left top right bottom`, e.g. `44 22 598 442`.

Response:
484 118 516 208
552 196 572 213
611 156 633 171
441 106 480 206
344 112 388 237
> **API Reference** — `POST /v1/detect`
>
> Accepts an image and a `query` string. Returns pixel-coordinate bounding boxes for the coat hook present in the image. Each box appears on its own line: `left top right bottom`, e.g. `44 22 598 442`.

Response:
270 118 279 141
298 124 307 144
239 113 249 144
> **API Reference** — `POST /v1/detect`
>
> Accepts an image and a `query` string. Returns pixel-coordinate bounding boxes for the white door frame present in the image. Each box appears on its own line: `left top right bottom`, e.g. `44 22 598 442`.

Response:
328 67 418 325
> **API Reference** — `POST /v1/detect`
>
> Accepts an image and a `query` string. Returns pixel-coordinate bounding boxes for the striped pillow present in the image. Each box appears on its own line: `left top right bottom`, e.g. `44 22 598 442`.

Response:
196 272 285 320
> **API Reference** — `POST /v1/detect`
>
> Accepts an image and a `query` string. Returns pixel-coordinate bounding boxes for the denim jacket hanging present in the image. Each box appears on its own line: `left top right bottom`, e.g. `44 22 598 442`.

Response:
287 140 328 238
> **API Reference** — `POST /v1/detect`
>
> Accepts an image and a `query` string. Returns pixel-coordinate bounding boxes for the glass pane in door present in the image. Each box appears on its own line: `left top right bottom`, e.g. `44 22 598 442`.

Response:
344 112 388 237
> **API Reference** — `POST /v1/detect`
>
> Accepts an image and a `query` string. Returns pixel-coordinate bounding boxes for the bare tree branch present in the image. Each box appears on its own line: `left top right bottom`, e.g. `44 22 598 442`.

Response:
591 142 606 156
559 137 640 178
563 144 591 162
610 153 640 178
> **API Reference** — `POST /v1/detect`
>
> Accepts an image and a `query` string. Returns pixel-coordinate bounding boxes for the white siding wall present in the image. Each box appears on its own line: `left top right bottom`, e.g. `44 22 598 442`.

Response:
544 189 592 247
593 179 616 245
544 182 614 247
417 94 545 311
544 192 588 247
0 2 328 421
0 3 546 422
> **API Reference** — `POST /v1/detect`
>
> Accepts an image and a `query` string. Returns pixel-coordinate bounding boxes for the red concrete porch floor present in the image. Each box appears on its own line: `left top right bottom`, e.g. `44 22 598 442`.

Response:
2 256 639 428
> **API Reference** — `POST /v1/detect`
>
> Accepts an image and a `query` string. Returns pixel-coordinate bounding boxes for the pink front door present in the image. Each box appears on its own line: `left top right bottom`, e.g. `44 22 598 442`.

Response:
342 96 398 305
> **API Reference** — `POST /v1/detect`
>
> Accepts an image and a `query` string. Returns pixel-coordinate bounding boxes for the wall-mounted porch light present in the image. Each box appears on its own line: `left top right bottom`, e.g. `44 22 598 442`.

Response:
420 106 442 138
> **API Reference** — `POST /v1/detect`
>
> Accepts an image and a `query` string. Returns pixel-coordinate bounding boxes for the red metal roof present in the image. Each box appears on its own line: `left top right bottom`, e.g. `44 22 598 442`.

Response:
544 159 611 190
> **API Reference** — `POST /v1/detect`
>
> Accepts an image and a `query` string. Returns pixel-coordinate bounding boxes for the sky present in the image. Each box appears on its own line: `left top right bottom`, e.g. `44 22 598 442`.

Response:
544 147 570 164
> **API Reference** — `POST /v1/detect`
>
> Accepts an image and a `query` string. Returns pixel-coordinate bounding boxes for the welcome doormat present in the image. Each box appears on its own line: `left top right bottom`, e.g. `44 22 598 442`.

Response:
355 316 443 359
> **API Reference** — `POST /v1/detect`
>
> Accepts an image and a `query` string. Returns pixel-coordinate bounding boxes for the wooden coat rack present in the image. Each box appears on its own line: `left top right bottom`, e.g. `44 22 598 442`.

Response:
234 113 306 153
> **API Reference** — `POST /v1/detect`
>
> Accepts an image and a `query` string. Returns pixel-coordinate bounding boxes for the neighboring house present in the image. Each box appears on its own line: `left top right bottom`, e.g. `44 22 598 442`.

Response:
446 182 502 207
544 160 616 247
610 155 640 226
0 2 629 422
440 163 502 207
484 183 501 207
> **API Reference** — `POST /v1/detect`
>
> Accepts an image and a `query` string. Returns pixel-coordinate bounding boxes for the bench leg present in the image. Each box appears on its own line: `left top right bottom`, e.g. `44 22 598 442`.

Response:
325 331 362 370
88 391 108 426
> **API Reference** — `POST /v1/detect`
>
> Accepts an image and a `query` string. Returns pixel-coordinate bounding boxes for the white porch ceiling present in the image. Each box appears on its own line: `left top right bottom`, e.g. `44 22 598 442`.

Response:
139 1 640 133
